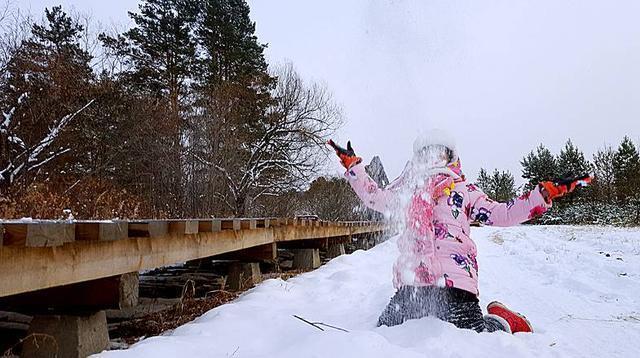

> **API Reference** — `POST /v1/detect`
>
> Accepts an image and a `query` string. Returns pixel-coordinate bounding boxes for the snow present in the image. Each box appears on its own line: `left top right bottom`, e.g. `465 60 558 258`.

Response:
96 225 640 357
412 128 457 159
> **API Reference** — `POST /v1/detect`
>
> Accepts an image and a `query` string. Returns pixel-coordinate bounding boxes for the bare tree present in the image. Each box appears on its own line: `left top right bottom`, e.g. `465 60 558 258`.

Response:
0 2 31 74
193 63 343 215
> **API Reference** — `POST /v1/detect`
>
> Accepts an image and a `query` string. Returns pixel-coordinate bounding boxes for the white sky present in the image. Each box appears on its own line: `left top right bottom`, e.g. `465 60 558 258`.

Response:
21 0 640 184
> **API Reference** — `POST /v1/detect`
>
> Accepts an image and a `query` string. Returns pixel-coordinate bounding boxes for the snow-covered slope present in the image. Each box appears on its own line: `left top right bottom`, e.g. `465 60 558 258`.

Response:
97 226 640 357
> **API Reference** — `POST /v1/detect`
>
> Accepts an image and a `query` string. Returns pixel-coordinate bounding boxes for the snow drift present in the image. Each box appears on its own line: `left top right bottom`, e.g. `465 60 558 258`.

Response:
97 226 640 357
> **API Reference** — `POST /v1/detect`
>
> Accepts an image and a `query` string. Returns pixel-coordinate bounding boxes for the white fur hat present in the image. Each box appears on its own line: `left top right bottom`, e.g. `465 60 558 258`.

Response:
412 128 458 162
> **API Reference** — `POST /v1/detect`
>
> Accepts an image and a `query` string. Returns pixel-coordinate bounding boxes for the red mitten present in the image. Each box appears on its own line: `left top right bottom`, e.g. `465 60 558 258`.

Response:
539 175 592 203
328 139 362 170
539 181 568 203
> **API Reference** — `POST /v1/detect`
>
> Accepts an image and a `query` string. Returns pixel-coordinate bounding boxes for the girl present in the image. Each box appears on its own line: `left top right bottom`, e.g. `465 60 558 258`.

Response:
329 130 585 334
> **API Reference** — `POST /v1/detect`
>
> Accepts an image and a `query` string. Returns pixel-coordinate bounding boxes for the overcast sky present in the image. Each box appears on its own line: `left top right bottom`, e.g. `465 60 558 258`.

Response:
22 0 640 184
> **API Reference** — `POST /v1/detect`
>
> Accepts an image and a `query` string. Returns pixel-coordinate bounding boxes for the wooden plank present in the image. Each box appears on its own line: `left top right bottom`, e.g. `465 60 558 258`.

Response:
3 223 76 247
240 219 257 230
168 220 199 234
198 219 222 232
216 242 277 261
0 221 387 297
76 221 128 241
0 273 138 311
127 221 168 237
3 224 27 246
220 219 241 231
212 219 222 232
75 222 100 241
256 219 267 228
198 220 211 232
149 221 169 237
102 221 128 241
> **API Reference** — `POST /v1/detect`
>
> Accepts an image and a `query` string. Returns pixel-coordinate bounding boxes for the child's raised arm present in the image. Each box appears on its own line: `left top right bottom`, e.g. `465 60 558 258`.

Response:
344 163 396 214
328 139 397 214
465 175 591 226
465 184 551 227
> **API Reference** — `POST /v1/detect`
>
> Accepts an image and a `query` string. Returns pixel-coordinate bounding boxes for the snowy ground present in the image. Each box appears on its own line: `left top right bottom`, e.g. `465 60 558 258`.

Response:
97 226 640 357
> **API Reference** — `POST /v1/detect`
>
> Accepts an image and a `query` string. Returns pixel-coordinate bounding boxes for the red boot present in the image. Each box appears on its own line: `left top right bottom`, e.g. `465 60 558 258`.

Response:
487 301 534 333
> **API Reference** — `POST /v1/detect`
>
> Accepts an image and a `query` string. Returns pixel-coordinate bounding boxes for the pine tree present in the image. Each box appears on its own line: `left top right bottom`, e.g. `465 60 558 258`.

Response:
476 168 516 202
491 169 517 202
197 0 270 85
593 146 616 202
556 139 592 203
476 168 491 193
613 136 640 201
101 0 198 111
193 0 278 215
100 0 201 214
557 139 592 178
521 144 559 191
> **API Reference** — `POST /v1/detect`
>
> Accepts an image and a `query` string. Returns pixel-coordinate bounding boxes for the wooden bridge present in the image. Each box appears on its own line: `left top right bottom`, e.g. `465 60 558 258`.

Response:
0 218 387 357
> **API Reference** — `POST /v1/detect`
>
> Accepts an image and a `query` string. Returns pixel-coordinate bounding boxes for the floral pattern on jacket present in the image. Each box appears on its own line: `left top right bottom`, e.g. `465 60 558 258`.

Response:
345 161 550 295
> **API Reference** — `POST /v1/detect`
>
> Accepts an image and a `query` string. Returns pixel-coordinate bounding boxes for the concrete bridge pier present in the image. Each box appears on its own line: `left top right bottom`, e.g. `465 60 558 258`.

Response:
1 273 139 357
326 242 346 259
22 311 109 358
227 262 262 291
292 249 321 270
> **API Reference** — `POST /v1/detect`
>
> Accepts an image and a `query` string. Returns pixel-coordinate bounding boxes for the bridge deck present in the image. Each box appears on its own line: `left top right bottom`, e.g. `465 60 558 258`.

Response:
0 218 385 298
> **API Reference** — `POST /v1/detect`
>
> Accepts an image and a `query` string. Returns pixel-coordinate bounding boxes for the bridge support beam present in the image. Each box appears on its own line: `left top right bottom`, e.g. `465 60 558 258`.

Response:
292 249 321 270
227 262 262 291
327 243 346 259
0 273 139 312
356 235 372 250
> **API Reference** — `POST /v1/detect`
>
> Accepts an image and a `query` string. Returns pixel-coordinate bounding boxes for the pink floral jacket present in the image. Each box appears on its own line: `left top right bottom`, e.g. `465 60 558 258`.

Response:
345 160 550 295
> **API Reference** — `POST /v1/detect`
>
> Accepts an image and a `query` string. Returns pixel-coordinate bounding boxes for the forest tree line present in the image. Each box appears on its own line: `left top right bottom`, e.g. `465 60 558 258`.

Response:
477 137 640 225
301 137 640 225
1 1 637 225
0 0 342 219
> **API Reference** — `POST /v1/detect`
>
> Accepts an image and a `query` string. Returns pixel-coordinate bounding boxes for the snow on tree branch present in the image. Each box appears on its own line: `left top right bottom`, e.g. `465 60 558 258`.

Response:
0 98 95 188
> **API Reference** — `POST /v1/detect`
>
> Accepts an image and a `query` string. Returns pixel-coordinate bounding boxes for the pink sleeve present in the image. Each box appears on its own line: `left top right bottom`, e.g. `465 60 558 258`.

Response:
466 184 551 227
345 163 396 214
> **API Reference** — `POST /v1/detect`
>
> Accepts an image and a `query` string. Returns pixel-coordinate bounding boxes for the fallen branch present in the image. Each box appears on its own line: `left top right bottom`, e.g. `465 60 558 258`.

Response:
292 315 349 332
557 314 640 324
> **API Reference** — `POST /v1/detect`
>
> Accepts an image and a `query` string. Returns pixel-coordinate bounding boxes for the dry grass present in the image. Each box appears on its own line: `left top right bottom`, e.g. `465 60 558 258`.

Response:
2 334 58 358
112 269 312 345
112 290 239 345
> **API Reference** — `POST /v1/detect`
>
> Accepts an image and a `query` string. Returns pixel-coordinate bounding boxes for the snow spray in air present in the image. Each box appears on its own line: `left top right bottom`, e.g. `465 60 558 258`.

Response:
384 141 458 317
